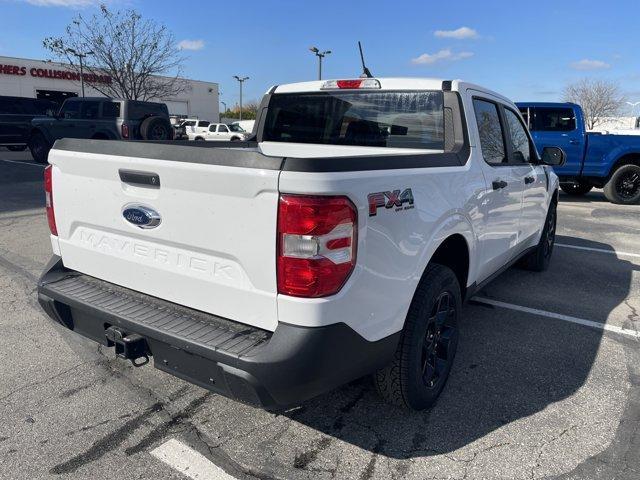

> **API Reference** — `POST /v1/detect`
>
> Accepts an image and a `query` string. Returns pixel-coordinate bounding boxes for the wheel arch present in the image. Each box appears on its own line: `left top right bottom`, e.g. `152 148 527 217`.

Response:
607 152 640 180
413 214 476 301
426 233 471 300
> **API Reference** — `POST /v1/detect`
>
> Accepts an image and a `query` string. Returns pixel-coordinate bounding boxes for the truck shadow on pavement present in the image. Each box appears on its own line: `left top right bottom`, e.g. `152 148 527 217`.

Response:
284 236 636 459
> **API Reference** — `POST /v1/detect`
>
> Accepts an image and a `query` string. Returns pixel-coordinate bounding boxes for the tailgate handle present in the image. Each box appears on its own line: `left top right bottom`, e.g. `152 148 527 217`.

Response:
119 169 160 188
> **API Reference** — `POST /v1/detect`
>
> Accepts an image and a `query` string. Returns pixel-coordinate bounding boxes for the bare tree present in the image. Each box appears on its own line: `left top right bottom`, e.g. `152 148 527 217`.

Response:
563 78 626 130
43 5 188 101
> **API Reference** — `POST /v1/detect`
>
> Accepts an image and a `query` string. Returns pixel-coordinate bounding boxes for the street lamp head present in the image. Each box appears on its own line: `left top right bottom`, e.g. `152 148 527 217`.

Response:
324 50 332 55
309 47 319 53
65 48 78 55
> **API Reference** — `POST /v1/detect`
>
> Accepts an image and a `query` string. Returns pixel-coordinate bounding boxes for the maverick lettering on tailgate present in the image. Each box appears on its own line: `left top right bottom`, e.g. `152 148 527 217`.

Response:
368 188 415 216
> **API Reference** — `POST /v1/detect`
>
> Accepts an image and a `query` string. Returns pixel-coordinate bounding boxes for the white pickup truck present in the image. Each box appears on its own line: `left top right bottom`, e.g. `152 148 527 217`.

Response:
37 78 564 410
190 122 249 142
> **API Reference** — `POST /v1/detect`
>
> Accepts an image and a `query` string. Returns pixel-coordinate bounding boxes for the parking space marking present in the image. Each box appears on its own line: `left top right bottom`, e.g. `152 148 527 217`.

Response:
472 297 640 339
556 243 640 259
151 438 238 480
0 159 44 167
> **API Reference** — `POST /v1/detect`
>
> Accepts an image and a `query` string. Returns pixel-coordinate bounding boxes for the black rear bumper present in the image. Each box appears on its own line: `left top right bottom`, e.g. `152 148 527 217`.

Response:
37 256 399 409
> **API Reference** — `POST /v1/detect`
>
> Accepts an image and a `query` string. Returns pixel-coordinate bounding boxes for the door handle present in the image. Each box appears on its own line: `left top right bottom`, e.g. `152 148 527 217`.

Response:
569 139 580 145
524 176 535 184
492 180 508 190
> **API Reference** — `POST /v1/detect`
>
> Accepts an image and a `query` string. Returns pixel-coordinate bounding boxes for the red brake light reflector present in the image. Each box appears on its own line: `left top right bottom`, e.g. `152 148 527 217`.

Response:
44 165 57 236
337 79 363 89
321 78 381 90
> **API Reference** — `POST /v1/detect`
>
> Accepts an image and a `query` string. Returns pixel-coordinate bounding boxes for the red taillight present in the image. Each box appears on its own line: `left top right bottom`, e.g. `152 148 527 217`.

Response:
121 123 129 139
44 165 57 236
277 195 357 298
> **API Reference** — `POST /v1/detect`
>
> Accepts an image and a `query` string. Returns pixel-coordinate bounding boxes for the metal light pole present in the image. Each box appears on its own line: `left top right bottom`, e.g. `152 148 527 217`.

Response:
233 75 249 121
66 48 94 97
309 47 331 80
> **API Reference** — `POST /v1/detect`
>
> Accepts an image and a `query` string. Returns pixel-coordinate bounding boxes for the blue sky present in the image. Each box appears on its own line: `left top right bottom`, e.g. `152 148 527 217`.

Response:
1 0 639 112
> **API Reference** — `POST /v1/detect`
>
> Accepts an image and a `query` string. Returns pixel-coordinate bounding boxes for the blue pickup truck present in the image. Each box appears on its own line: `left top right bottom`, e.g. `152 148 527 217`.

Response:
516 102 640 204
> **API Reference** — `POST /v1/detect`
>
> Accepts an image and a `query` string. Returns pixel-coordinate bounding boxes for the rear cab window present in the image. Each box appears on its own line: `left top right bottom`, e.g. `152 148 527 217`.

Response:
263 90 444 150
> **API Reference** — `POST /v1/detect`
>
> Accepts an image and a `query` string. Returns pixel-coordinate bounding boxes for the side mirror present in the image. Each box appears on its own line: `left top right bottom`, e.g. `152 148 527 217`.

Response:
541 146 566 166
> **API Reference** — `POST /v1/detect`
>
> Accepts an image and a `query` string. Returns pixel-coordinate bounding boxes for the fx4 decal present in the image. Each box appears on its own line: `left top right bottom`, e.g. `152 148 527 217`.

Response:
368 188 415 216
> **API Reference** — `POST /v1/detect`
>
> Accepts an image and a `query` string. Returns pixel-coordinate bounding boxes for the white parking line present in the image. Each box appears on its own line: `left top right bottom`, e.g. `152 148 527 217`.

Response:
472 297 640 339
556 243 640 259
0 159 44 167
151 438 238 480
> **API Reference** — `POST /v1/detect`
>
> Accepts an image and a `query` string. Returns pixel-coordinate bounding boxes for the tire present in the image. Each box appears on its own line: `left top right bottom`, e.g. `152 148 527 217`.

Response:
140 117 173 141
374 264 460 410
560 181 592 196
230 136 241 142
603 164 640 205
7 145 27 152
194 137 205 141
519 200 557 272
28 132 51 164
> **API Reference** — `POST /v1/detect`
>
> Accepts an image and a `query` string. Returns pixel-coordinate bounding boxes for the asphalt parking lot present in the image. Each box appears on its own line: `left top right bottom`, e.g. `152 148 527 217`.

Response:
0 149 638 480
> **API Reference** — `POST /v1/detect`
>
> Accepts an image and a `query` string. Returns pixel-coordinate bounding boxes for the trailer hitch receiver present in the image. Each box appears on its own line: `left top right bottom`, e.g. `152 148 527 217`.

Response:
105 326 150 367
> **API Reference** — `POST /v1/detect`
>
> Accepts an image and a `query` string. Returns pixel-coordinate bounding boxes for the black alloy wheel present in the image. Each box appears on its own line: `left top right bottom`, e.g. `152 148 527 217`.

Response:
421 291 458 390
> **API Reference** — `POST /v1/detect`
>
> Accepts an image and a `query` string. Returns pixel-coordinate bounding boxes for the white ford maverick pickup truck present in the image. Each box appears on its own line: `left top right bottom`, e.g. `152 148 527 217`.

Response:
38 78 564 410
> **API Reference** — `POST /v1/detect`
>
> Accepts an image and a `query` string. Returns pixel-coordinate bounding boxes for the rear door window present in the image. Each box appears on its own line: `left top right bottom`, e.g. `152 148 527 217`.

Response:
472 98 507 165
60 101 81 119
80 101 100 119
533 107 576 131
218 124 229 132
263 91 444 149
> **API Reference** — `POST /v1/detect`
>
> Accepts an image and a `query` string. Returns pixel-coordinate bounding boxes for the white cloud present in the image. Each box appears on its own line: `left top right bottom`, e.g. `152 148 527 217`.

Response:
570 59 611 70
434 27 479 40
177 39 205 51
24 0 95 5
411 49 474 65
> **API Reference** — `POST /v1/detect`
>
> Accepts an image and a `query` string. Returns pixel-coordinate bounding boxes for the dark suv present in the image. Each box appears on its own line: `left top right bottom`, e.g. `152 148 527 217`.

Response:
29 97 173 163
0 96 58 151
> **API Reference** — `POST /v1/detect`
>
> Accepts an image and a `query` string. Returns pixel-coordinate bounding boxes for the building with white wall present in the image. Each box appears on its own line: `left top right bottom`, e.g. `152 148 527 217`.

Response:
0 55 219 121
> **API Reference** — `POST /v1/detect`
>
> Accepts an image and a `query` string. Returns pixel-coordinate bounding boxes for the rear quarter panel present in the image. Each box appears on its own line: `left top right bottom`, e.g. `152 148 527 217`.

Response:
277 161 486 342
584 133 640 177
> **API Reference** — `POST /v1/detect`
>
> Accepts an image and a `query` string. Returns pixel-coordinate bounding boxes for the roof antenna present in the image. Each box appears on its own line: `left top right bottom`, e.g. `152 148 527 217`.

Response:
358 41 373 78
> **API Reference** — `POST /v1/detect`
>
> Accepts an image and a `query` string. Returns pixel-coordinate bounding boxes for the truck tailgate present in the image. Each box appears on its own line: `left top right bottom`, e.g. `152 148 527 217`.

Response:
48 140 282 331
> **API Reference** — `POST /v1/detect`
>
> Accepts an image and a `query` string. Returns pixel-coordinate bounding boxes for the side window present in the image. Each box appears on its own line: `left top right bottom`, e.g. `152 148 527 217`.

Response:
60 101 81 119
218 124 229 133
473 98 507 165
102 102 121 118
209 124 216 132
534 107 576 132
199 121 210 128
80 101 100 119
504 108 532 164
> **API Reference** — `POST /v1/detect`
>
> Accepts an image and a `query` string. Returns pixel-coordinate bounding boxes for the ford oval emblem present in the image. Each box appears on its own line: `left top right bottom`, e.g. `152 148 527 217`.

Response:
122 204 161 229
